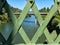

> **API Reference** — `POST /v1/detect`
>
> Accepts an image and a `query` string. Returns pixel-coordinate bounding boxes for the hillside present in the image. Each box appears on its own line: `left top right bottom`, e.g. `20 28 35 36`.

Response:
10 6 22 13
0 6 59 24
0 6 22 23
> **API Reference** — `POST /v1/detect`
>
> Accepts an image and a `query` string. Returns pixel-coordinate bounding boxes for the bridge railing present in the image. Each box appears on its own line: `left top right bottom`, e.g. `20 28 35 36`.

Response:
0 0 60 44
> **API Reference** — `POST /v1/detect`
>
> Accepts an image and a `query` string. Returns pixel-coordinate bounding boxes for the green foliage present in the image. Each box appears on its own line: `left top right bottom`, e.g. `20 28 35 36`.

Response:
47 7 50 12
39 7 50 12
0 8 8 24
9 6 22 13
0 6 21 24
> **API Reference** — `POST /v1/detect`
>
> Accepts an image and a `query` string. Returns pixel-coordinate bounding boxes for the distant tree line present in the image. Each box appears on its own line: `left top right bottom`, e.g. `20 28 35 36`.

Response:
0 6 60 24
39 7 50 12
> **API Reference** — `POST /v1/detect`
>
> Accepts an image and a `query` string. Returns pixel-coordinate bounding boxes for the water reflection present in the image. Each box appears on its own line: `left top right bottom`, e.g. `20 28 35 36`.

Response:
1 15 39 40
22 15 39 30
22 15 39 39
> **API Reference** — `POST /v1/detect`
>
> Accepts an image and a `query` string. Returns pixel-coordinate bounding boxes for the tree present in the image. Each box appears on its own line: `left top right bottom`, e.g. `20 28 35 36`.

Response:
47 7 50 12
39 7 47 12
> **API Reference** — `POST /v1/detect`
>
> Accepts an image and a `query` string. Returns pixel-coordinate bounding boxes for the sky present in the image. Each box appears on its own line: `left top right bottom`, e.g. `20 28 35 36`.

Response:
6 0 54 10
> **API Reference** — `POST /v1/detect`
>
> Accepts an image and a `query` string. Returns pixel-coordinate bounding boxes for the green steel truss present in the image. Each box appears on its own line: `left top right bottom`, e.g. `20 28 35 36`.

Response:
0 0 60 44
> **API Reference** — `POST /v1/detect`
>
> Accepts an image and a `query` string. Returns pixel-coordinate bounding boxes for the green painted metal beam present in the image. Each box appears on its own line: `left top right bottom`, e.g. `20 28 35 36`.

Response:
19 27 31 43
31 0 58 43
12 1 32 43
0 0 60 44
